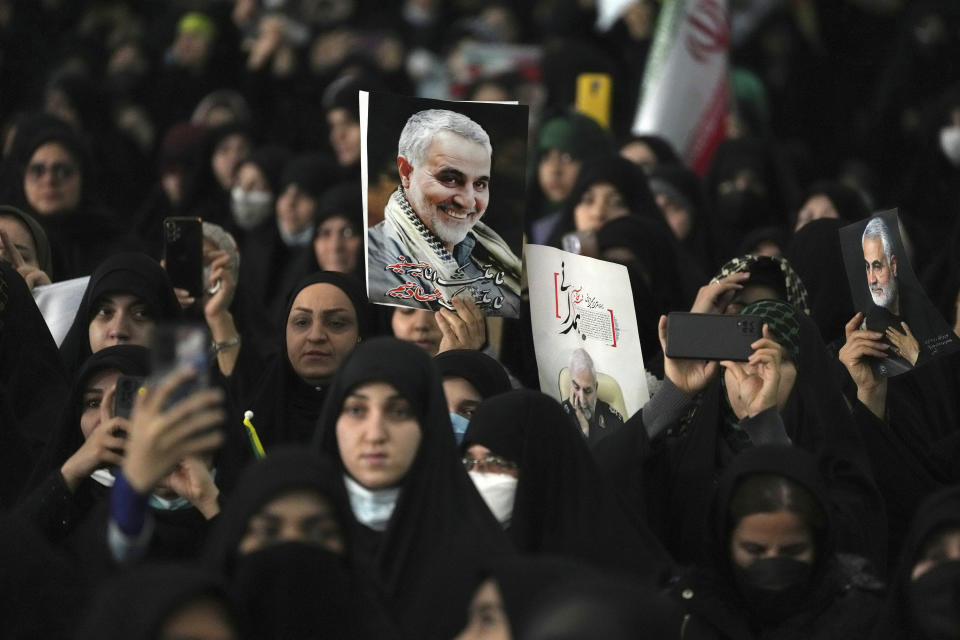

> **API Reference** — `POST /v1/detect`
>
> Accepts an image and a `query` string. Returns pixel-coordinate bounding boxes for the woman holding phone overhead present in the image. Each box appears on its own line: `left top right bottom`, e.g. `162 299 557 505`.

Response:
18 346 225 578
314 337 512 640
593 299 887 571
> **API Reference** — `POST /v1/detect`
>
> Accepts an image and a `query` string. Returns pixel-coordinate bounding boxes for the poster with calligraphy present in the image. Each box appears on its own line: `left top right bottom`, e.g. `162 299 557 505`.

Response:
361 90 527 318
527 244 649 442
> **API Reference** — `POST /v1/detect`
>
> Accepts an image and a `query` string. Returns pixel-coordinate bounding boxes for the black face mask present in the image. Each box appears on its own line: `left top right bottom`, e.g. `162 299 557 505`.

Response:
233 542 362 638
908 560 960 640
733 556 814 623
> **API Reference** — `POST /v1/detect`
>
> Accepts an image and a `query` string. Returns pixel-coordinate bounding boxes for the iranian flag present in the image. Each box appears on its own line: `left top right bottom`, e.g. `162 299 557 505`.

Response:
632 0 730 175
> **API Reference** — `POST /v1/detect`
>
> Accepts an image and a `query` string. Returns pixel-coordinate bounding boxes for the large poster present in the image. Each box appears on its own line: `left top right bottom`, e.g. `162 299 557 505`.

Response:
526 244 649 443
361 90 527 318
839 209 960 377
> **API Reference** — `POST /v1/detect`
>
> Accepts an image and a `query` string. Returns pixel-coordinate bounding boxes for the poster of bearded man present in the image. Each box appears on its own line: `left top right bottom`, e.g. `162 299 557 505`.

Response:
361 91 527 319
839 209 960 376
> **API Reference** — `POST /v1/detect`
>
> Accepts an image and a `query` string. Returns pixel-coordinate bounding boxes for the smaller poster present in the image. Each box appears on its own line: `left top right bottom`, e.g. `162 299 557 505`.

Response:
526 244 649 444
839 209 960 376
361 90 527 318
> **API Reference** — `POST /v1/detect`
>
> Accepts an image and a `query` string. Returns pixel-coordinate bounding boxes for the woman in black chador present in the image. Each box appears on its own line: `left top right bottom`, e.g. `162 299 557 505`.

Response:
314 337 512 640
461 389 672 584
673 445 885 639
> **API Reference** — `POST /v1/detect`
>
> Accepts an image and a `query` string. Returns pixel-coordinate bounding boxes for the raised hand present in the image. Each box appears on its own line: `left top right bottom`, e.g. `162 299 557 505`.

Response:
165 456 220 519
720 325 782 420
122 368 225 495
437 295 486 353
0 229 51 290
60 384 129 492
886 321 919 366
839 312 889 418
660 315 719 397
690 272 750 314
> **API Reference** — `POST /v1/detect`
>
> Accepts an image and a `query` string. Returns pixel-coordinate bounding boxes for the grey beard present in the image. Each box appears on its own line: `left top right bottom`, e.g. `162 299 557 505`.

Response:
408 187 477 247
870 275 899 310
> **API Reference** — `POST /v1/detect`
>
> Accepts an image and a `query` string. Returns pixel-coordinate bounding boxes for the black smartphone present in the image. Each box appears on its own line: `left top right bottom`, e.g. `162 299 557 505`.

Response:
113 375 145 419
665 312 763 362
163 216 203 299
150 321 210 408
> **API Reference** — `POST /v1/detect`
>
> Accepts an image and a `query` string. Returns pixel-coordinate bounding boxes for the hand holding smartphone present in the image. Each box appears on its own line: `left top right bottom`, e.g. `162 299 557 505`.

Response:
664 312 763 362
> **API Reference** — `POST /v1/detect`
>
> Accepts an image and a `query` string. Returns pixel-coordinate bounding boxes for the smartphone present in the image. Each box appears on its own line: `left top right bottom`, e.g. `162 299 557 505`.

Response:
113 375 145 419
575 73 612 130
150 322 210 408
163 217 203 299
665 312 763 362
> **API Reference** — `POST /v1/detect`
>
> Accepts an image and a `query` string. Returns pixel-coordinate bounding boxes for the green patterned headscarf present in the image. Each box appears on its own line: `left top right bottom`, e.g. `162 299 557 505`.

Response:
741 299 801 363
712 254 810 317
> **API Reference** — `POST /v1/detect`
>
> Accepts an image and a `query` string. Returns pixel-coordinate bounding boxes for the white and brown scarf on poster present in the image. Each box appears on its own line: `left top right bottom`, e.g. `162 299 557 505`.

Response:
382 186 522 301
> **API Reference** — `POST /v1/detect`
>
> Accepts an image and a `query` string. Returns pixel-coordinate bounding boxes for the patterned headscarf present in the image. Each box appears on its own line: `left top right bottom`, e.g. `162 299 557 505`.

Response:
741 299 801 363
711 254 811 317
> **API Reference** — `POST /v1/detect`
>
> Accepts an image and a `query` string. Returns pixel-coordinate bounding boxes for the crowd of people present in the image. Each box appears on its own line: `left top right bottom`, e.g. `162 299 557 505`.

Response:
1 0 959 638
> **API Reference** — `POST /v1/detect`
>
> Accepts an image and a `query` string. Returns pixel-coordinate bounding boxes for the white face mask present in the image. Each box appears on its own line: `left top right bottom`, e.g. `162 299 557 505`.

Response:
468 471 518 528
278 220 314 247
344 474 400 532
230 188 274 230
939 125 960 167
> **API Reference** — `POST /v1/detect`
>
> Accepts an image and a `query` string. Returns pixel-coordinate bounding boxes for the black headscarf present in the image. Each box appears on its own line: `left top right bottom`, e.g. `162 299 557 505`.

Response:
786 218 854 345
314 337 512 640
1 116 130 279
226 271 369 464
462 389 672 583
243 145 292 196
546 154 661 248
204 446 395 639
29 345 150 490
619 134 682 168
710 446 837 616
517 568 688 640
0 261 69 500
794 181 870 230
205 446 351 577
474 555 602 638
870 485 960 640
433 349 513 399
668 445 887 638
58 252 180 378
648 162 719 273
75 564 241 640
0 204 53 278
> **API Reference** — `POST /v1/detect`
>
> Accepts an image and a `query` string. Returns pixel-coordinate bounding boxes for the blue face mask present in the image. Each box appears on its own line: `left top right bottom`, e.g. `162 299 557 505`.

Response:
449 412 470 444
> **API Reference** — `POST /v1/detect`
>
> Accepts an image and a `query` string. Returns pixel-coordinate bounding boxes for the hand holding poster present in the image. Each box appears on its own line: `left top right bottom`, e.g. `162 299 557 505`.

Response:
526 244 649 445
361 91 527 318
839 209 960 377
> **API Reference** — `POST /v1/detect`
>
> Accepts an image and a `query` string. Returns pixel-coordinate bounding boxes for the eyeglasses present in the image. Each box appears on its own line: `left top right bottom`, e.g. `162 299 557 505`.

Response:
461 454 518 474
25 162 78 182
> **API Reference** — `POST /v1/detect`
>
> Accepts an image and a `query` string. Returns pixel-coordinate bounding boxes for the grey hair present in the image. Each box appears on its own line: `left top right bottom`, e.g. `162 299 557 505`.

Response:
397 109 492 168
861 217 893 261
569 348 596 380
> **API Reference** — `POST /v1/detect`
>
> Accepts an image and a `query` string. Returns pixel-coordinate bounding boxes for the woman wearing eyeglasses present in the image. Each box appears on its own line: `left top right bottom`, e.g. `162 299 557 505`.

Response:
461 389 673 585
2 115 130 280
313 337 512 640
